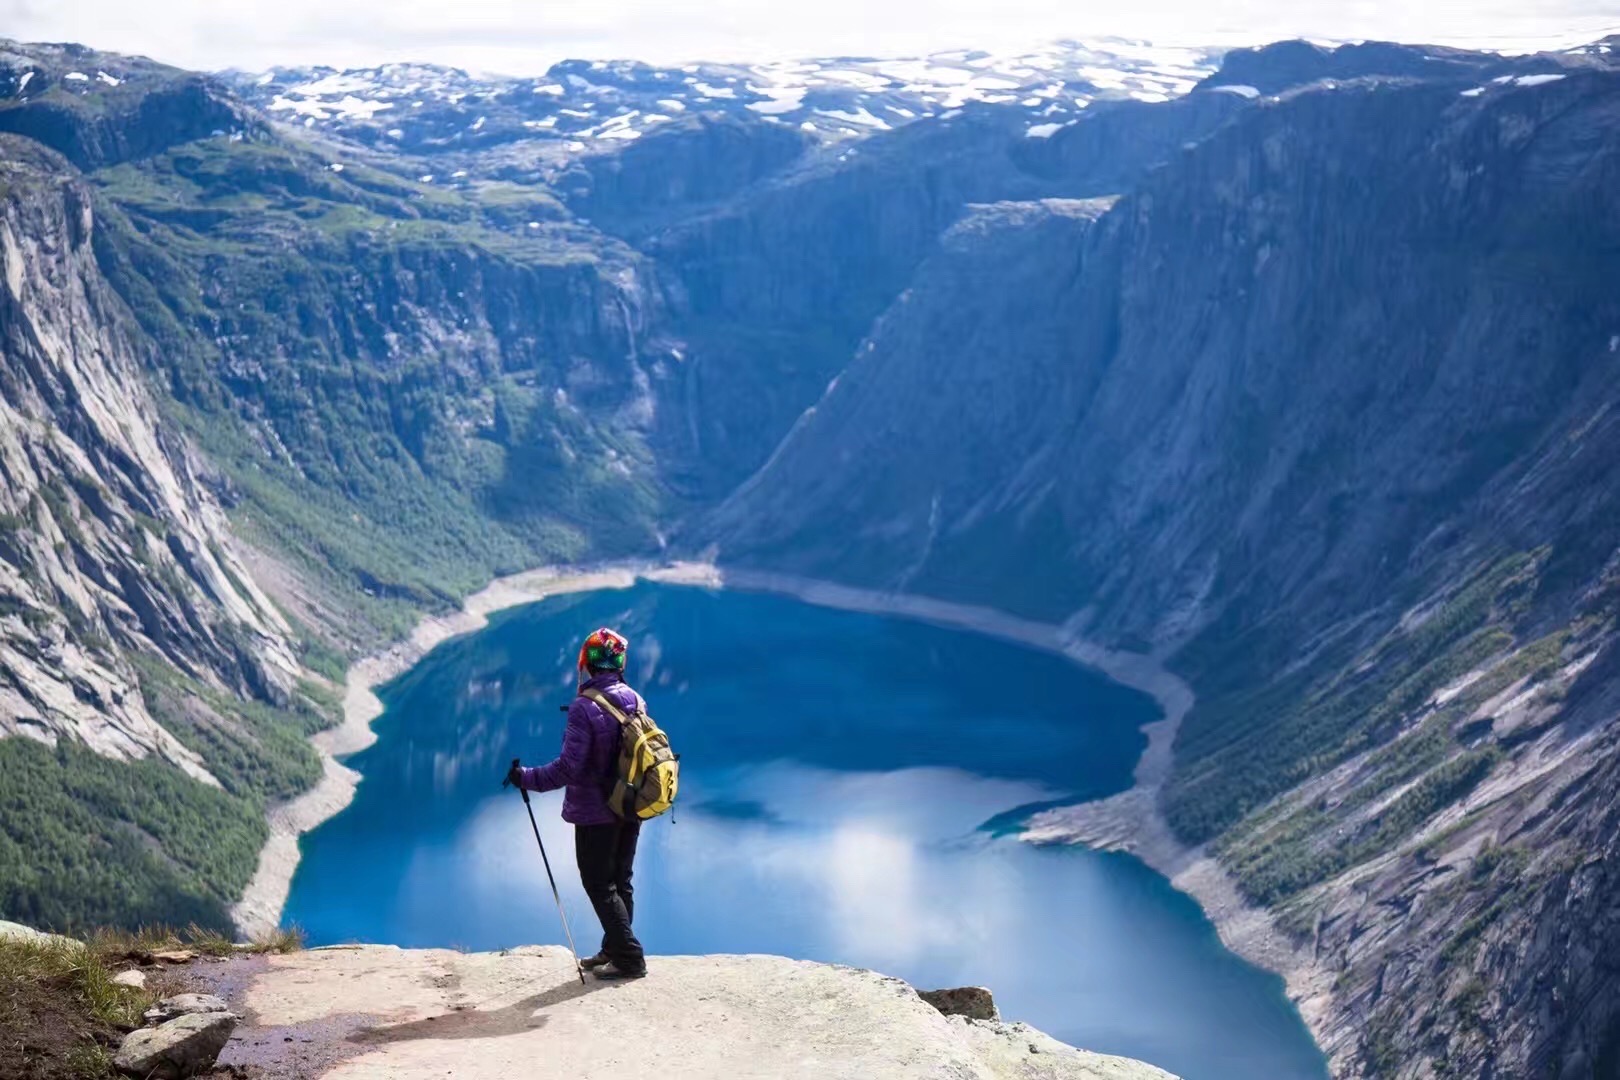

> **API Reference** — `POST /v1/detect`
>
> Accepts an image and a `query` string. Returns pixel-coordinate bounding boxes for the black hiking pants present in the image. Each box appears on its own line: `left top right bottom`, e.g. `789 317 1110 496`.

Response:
575 818 644 971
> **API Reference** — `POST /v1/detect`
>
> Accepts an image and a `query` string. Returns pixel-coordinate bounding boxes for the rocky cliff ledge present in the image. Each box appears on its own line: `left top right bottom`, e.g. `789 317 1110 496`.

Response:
174 945 1171 1079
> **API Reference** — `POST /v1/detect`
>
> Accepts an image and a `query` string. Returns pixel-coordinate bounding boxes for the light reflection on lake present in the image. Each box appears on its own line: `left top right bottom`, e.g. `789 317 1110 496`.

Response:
284 583 1326 1080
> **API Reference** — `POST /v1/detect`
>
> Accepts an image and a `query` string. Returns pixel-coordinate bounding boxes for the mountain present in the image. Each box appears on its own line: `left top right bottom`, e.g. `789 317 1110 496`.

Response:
707 45 1620 1078
222 41 1219 158
2 28 1620 1079
0 133 314 930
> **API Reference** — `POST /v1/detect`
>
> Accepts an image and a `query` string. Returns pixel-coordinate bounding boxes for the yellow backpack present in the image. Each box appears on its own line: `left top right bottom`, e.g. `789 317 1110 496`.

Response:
580 687 679 820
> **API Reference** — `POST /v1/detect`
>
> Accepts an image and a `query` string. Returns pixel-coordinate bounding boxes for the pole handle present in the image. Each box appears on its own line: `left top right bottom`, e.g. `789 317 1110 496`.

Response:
508 757 532 803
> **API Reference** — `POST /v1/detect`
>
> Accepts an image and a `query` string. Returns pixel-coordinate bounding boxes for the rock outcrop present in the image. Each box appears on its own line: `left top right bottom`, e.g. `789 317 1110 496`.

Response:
203 945 1173 1079
921 985 1002 1022
144 993 232 1025
114 1009 240 1079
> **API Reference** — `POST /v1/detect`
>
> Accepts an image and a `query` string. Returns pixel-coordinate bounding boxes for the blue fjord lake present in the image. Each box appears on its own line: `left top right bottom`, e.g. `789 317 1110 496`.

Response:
283 582 1326 1080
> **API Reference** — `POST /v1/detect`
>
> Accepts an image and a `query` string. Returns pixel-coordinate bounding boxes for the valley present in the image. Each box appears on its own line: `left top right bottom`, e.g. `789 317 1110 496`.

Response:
1 29 1619 1079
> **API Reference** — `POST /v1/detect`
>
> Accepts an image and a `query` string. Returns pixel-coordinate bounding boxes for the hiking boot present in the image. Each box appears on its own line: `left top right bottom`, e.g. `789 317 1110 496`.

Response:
579 951 610 970
592 962 647 981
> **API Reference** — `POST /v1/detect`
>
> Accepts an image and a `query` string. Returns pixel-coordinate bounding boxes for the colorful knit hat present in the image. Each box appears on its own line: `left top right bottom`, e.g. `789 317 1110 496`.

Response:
578 627 629 674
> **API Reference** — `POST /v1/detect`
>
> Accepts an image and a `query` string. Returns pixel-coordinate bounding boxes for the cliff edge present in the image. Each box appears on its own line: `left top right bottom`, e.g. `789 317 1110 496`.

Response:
188 945 1174 1079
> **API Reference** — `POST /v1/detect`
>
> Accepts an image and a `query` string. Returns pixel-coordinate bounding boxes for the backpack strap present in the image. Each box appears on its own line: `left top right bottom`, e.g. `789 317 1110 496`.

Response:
581 687 659 786
580 686 631 722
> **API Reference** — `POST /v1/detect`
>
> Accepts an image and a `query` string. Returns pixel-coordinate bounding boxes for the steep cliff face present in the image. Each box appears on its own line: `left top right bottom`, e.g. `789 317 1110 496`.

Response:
646 94 1252 500
0 135 295 765
709 62 1620 1078
81 125 677 634
0 136 330 932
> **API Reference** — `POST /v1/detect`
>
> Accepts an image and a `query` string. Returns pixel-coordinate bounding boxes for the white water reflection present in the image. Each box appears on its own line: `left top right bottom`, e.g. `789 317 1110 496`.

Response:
287 584 1326 1078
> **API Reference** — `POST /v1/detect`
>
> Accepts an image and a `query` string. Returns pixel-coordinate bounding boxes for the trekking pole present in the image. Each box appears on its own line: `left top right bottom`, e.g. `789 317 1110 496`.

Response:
506 758 586 984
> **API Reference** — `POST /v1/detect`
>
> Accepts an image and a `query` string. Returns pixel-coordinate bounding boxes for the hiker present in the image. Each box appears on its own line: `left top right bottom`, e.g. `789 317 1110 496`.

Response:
506 628 648 981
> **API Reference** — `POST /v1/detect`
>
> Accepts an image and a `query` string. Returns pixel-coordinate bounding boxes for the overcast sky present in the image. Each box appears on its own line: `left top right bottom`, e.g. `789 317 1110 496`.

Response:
3 0 1618 75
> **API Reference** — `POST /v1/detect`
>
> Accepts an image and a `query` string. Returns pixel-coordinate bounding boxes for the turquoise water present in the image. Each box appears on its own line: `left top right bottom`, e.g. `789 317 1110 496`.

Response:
283 582 1326 1080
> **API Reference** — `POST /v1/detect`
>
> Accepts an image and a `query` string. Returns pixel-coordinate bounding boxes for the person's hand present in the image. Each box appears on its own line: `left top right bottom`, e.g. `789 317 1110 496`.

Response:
503 762 524 789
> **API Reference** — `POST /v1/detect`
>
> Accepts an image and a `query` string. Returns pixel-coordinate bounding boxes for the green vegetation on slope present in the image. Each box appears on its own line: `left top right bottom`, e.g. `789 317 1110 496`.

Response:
1166 552 1537 845
128 653 337 804
1182 546 1605 909
0 739 264 934
1 96 673 937
87 132 663 642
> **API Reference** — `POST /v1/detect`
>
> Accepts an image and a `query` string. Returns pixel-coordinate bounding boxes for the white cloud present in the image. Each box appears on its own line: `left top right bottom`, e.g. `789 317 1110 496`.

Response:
0 0 1616 74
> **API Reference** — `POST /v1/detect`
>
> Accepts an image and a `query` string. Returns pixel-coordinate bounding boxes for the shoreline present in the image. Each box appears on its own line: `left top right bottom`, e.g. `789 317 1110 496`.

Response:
231 559 1328 1032
230 561 717 939
715 568 1330 1029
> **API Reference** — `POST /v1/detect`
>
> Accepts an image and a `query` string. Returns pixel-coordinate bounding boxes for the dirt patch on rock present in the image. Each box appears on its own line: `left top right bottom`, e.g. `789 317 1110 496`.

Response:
0 967 125 1079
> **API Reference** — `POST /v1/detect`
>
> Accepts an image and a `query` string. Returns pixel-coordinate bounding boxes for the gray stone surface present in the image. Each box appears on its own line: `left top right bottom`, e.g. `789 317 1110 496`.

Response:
115 1011 240 1080
222 945 1175 1079
143 993 231 1025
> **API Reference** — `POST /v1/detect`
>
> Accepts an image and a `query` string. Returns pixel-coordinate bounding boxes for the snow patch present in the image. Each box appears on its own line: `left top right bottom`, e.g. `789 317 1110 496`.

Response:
1077 66 1128 90
328 162 345 172
64 71 89 82
1513 73 1567 87
693 81 736 98
533 83 565 95
820 68 892 92
817 106 890 129
16 71 33 94
747 85 806 114
657 98 687 111
333 96 392 120
269 95 330 119
881 60 974 86
472 115 487 131
1130 90 1170 103
1025 122 1064 138
1212 84 1261 98
1460 87 1486 97
292 72 378 96
96 71 120 87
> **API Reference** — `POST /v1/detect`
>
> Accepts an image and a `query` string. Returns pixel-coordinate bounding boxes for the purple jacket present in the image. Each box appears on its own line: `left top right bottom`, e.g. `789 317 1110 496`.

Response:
516 672 641 826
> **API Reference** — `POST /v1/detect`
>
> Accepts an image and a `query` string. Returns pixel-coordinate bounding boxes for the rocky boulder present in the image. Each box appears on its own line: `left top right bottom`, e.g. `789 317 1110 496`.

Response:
143 993 231 1025
110 970 147 990
920 986 1000 1022
114 1011 240 1080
